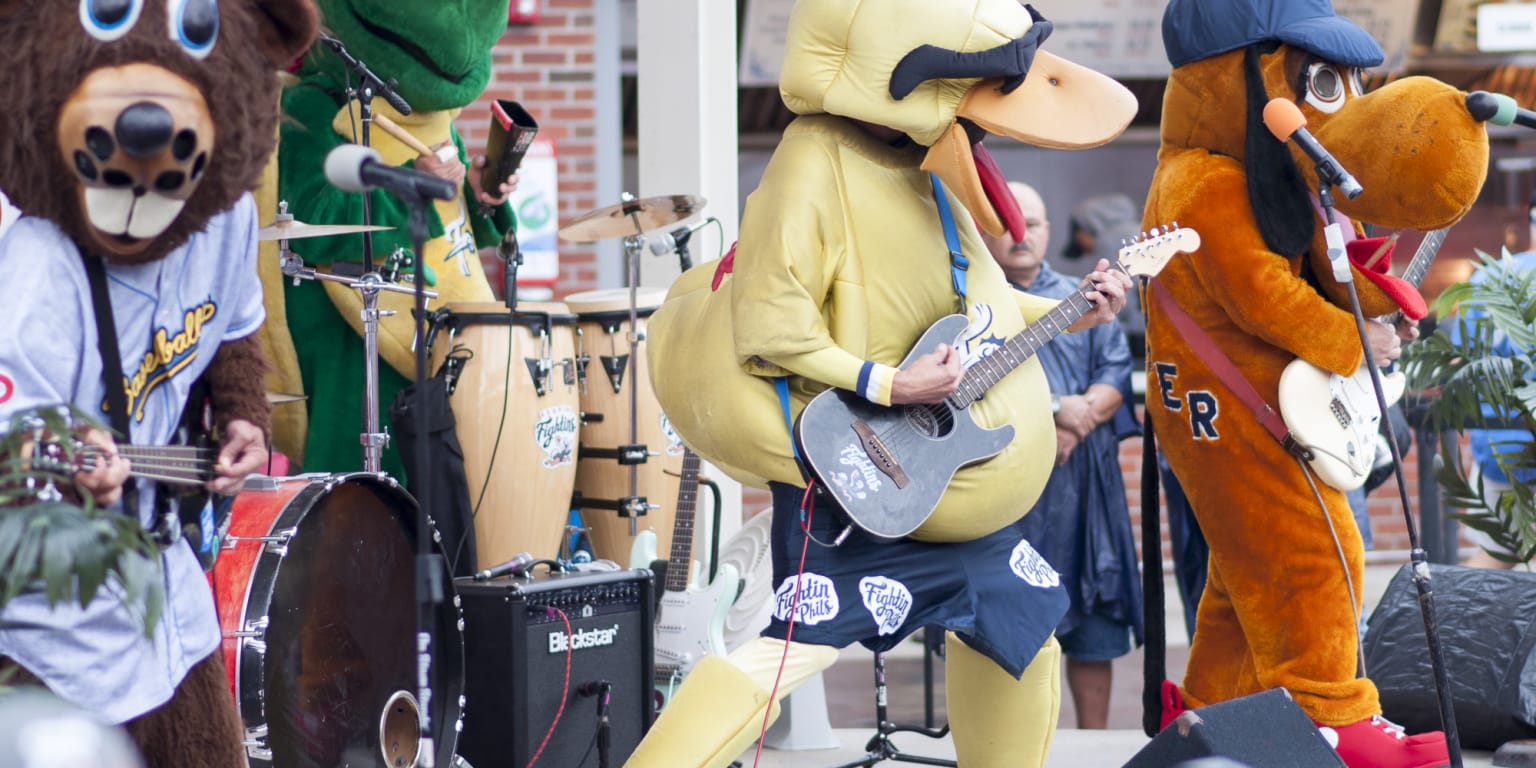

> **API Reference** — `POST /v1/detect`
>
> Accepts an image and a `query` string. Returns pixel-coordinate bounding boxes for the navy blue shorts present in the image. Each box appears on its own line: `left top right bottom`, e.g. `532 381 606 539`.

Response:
760 483 1069 679
1056 612 1133 662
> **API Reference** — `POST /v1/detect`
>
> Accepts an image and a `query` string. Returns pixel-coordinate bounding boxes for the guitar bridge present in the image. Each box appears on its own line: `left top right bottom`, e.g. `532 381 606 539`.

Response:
851 420 910 488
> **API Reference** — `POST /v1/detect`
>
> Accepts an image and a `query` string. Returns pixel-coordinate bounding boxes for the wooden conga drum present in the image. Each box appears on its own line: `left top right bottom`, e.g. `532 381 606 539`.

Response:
428 301 580 566
565 287 684 563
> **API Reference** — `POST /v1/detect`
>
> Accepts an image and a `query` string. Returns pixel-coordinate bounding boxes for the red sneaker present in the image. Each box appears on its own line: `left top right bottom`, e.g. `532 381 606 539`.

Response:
1316 716 1449 768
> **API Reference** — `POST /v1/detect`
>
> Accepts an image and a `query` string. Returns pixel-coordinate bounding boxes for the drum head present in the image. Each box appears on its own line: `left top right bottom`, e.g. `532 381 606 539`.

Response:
257 478 462 768
563 286 667 315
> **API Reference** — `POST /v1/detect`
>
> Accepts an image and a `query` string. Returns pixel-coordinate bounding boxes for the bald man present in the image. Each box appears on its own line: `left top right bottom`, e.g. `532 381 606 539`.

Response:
981 181 1144 729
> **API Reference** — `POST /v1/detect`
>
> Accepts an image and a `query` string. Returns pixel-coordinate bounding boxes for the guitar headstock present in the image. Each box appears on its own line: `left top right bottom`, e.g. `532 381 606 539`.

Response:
1116 225 1200 279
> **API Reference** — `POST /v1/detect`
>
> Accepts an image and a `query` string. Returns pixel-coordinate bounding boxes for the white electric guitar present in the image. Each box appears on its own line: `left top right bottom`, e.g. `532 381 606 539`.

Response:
629 448 741 709
1277 228 1446 491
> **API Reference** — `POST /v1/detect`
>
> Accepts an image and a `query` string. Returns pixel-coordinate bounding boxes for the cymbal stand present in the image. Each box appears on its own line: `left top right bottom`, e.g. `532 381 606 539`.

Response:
620 222 648 536
277 218 438 473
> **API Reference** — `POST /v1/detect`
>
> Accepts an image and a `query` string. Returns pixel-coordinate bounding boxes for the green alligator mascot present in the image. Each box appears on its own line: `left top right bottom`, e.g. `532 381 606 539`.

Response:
259 0 516 479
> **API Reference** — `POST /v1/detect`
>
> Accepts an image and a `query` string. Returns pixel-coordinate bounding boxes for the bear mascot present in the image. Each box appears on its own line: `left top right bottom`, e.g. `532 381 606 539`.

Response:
633 0 1139 765
0 1 318 767
1143 1 1491 766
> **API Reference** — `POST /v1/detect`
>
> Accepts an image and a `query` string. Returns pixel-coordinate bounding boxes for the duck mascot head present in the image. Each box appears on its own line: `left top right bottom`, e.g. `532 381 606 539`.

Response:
1143 0 1489 765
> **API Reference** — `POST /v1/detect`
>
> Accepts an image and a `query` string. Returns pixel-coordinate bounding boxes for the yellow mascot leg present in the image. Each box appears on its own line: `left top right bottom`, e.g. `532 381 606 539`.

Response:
946 633 1061 768
624 639 839 768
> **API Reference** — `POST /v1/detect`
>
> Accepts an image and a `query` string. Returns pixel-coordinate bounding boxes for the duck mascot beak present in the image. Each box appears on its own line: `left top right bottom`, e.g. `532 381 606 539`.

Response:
780 1 1137 241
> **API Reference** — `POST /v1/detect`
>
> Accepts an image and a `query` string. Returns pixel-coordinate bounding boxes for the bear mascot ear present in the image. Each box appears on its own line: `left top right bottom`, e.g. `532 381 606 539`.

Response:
252 0 320 70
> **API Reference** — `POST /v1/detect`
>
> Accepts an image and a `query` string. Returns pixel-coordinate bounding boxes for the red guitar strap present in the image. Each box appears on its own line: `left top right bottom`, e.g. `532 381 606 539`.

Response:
1147 278 1308 458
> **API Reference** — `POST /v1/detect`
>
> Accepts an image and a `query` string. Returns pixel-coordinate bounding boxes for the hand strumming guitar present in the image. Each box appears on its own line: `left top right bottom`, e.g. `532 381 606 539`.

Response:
891 342 964 404
209 419 268 495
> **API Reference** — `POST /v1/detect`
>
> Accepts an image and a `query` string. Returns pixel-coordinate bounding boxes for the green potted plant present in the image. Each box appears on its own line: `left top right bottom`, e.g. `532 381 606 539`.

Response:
0 406 164 642
1403 249 1536 566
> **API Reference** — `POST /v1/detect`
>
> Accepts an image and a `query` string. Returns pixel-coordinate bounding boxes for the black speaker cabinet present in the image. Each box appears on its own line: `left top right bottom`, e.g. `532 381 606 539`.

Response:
456 568 655 768
1364 563 1536 749
1123 689 1344 768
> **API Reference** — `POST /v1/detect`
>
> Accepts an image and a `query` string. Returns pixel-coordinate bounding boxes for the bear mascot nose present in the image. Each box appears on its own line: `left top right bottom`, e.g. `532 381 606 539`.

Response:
116 102 176 158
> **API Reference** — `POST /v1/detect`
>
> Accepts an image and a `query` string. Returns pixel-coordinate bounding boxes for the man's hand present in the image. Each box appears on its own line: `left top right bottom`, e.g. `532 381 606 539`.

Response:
1054 394 1097 440
75 428 129 506
415 146 467 187
1366 320 1403 364
470 157 520 206
1054 426 1079 466
1065 258 1132 333
890 343 964 404
209 420 267 495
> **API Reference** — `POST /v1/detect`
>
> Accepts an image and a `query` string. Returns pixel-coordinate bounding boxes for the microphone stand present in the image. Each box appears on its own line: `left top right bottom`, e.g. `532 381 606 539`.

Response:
322 33 412 274
406 188 446 768
1316 183 1464 768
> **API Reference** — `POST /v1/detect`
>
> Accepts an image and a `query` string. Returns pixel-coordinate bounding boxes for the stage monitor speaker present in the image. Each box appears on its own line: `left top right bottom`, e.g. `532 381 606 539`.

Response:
1364 562 1536 749
1123 689 1344 768
455 568 655 768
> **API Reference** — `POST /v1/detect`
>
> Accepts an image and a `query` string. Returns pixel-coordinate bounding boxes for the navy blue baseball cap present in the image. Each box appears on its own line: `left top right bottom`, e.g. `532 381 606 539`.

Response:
1163 0 1384 68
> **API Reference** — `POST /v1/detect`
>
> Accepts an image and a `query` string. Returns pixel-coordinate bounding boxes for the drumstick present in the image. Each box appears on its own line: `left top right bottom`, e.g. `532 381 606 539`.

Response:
372 113 458 162
1361 232 1399 271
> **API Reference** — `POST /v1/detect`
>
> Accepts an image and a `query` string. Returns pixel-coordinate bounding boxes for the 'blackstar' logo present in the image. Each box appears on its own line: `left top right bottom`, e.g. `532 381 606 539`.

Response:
548 624 621 653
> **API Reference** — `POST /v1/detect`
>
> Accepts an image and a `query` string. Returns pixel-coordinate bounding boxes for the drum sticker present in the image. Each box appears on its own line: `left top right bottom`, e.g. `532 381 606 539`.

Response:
659 412 684 456
533 404 578 468
0 373 12 404
1009 538 1062 589
859 576 913 636
827 443 882 503
773 573 840 626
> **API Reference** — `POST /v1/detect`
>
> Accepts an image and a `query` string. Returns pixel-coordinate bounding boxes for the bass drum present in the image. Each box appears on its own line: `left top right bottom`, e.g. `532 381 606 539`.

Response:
213 473 464 768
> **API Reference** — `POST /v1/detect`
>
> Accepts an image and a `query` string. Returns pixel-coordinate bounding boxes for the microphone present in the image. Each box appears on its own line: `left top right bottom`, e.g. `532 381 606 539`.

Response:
473 551 534 581
318 33 413 115
1262 99 1364 200
1466 91 1536 130
648 217 716 257
325 144 458 202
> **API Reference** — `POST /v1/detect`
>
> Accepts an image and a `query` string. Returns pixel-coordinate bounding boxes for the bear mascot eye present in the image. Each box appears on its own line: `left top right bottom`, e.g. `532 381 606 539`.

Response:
168 0 219 58
1304 61 1350 114
79 0 144 41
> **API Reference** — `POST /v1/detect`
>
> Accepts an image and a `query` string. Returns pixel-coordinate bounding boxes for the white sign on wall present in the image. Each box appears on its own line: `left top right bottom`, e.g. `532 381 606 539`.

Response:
739 0 794 87
509 139 560 288
1478 2 1536 52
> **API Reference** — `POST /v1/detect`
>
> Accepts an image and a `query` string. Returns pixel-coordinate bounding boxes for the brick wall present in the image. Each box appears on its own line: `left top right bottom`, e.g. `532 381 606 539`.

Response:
456 2 604 299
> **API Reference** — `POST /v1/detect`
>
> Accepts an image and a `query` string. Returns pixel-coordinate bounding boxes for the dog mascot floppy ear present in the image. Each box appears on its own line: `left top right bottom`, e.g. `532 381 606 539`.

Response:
1145 1 1490 766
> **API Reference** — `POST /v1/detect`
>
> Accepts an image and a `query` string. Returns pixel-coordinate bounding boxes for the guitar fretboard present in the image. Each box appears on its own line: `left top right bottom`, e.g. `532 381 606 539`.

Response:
81 444 215 486
1382 227 1448 326
662 449 702 594
949 289 1099 409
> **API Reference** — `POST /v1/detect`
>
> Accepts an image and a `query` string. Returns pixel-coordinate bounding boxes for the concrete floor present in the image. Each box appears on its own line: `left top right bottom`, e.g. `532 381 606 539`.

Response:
734 563 1506 768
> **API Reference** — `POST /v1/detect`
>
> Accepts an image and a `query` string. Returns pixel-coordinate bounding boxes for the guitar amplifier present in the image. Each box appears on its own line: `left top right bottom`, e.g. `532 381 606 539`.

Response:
456 568 655 768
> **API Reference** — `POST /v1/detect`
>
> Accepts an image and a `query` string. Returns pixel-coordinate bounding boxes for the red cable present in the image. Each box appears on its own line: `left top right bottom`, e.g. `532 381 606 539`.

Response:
749 482 817 767
525 606 573 768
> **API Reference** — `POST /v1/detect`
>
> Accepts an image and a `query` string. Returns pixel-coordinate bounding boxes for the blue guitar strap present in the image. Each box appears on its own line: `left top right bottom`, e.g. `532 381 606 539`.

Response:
929 173 969 310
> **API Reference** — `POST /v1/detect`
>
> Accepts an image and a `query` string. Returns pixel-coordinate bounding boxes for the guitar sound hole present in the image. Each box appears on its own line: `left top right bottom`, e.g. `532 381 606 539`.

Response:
904 403 954 438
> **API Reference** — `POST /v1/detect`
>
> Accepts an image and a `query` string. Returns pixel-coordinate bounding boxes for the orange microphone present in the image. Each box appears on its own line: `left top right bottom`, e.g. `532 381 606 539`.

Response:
1262 98 1363 199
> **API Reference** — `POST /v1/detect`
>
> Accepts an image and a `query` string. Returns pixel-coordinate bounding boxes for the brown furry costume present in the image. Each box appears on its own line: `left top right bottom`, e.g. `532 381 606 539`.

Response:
1144 39 1489 732
0 0 316 764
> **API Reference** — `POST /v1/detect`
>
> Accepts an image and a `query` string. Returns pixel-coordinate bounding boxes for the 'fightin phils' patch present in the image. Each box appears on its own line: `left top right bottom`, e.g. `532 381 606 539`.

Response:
859 576 913 636
773 573 840 626
1009 538 1061 588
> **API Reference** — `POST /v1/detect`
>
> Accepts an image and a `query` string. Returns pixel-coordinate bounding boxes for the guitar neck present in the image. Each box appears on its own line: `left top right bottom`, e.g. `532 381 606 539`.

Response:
950 288 1098 408
662 449 703 593
112 444 215 487
1381 227 1448 325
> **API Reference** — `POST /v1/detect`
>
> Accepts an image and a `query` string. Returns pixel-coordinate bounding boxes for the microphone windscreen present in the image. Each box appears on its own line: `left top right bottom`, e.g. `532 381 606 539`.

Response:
1261 98 1307 142
1489 92 1520 127
324 143 381 193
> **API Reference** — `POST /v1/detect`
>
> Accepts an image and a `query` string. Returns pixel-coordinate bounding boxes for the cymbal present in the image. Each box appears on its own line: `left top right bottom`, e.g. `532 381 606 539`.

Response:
258 218 394 242
558 194 707 243
266 392 307 405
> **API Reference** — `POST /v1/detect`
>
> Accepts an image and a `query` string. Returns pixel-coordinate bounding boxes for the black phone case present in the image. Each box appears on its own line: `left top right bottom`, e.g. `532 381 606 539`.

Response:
481 99 538 197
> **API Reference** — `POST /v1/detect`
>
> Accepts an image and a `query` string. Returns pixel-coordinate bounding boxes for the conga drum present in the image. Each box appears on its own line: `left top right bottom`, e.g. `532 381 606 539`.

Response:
565 287 685 563
428 301 581 566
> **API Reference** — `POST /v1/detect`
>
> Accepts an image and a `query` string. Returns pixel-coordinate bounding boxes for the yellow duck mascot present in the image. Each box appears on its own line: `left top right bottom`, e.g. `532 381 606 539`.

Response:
1145 1 1491 766
636 0 1138 765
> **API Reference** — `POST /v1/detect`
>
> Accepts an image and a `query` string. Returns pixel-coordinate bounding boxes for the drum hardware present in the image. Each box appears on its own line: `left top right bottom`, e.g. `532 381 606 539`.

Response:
580 444 652 465
571 491 657 519
220 527 297 556
265 391 307 404
243 724 273 762
272 199 439 473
